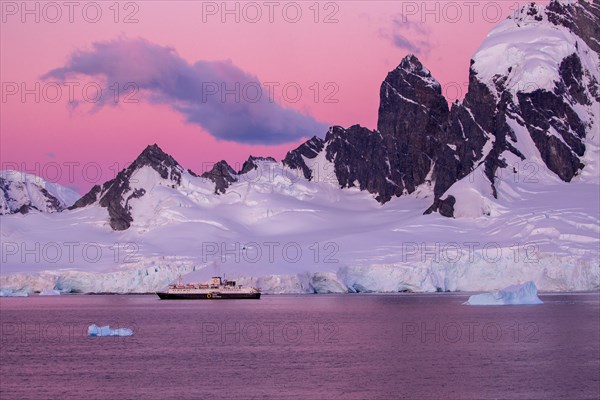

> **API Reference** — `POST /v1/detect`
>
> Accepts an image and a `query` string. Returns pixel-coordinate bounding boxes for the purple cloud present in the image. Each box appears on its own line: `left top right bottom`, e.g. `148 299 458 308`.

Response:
43 38 327 145
380 15 432 56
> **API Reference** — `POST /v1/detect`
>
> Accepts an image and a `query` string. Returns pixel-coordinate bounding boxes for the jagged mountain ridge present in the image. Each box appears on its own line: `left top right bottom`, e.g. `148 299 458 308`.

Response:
285 0 599 216
70 144 185 230
64 0 599 229
199 156 277 194
69 143 279 230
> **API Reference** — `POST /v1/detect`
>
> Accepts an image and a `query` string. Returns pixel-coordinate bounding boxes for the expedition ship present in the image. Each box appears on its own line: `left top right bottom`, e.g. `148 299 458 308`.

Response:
156 277 261 300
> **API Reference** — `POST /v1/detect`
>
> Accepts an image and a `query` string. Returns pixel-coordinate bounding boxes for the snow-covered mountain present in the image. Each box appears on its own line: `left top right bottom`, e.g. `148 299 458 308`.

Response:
0 0 598 295
285 0 599 217
0 170 80 215
69 143 185 230
1 148 597 294
438 0 600 217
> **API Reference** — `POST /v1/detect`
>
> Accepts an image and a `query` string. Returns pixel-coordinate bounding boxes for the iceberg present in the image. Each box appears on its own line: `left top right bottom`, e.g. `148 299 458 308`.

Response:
466 281 543 305
87 324 134 337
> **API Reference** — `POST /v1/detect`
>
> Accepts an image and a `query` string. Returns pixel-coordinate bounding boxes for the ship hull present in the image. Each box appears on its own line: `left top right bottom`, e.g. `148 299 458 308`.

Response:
156 292 261 300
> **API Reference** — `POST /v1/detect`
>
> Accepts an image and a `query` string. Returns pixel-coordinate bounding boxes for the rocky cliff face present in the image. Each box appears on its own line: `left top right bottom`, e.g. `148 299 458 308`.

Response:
283 55 484 204
284 0 599 217
283 54 490 209
454 0 599 203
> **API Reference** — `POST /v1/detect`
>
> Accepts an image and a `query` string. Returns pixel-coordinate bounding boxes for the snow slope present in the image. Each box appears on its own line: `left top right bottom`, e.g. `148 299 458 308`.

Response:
0 159 597 294
473 3 597 97
0 170 80 214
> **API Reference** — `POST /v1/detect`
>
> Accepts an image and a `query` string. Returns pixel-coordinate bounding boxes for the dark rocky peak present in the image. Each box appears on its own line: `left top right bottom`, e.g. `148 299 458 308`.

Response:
130 144 184 184
379 55 445 131
378 55 448 137
239 156 277 175
201 160 238 194
284 54 487 207
396 54 434 77
70 144 185 230
378 55 453 199
283 136 325 180
202 160 237 178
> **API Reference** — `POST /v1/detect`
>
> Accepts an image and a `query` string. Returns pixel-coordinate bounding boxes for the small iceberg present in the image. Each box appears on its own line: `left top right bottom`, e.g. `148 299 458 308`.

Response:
466 281 543 305
87 324 134 337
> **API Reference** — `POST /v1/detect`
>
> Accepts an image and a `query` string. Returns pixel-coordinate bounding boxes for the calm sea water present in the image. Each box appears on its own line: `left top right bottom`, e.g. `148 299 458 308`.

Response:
1 293 598 400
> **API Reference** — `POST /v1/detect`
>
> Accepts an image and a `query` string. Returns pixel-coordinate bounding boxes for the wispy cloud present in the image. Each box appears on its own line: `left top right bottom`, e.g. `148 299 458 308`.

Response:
43 38 327 145
380 15 432 56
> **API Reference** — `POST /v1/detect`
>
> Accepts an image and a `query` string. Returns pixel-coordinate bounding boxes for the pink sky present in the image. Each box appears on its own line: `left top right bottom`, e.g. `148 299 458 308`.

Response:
0 1 547 193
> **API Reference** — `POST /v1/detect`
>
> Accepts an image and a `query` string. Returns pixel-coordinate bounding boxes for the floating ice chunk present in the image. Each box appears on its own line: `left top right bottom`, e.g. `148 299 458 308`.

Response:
0 289 29 297
466 281 543 305
39 289 61 296
87 324 134 337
